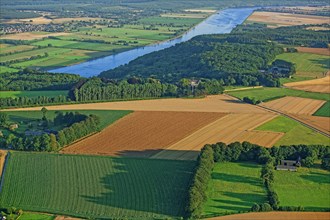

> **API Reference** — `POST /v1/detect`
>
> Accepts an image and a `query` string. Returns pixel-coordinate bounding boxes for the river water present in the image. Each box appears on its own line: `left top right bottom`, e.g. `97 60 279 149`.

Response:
49 7 256 77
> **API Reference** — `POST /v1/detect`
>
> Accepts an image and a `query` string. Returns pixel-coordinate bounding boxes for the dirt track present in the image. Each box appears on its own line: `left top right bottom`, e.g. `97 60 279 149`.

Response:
284 76 330 94
7 95 269 114
262 96 325 115
207 212 330 220
151 113 281 160
62 111 226 157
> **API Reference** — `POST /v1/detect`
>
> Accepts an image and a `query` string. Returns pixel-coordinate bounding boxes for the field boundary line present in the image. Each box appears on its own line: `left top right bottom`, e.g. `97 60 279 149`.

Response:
0 151 10 193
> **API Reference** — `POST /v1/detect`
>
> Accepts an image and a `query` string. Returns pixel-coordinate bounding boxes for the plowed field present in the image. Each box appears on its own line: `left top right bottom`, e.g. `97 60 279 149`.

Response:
262 96 325 115
62 111 226 157
284 75 330 93
152 113 281 160
9 95 269 114
208 212 330 220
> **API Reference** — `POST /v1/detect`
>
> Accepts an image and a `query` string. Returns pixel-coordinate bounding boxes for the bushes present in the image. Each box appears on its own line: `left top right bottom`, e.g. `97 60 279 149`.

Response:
243 97 261 105
278 206 304 211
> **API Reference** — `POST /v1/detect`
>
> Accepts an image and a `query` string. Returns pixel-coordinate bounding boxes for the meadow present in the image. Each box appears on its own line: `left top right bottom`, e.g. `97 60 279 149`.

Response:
202 162 267 217
276 52 330 78
0 90 69 98
314 101 330 117
255 116 330 146
274 165 330 211
227 87 330 102
0 152 195 219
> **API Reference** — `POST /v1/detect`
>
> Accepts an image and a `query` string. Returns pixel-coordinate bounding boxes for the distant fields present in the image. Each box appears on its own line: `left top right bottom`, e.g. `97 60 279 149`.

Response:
202 162 267 217
314 101 330 117
227 87 330 102
255 116 330 146
274 165 330 211
0 90 69 98
276 52 330 78
0 152 195 219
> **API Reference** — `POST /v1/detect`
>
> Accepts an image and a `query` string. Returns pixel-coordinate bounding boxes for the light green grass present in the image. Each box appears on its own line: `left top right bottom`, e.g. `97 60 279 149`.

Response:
139 16 203 26
0 44 36 54
0 152 195 219
202 162 267 217
0 90 68 98
276 53 330 78
313 101 330 117
19 212 55 220
227 87 330 102
0 66 20 74
274 165 330 211
279 76 314 85
255 116 330 146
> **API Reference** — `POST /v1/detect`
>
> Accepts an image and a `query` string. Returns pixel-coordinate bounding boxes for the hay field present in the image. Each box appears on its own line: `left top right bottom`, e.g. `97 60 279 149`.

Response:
208 212 330 220
152 113 281 160
247 11 330 27
262 96 325 115
9 95 269 114
1 32 72 40
290 114 330 135
284 75 330 94
62 111 226 157
0 150 7 177
296 47 330 56
4 17 102 25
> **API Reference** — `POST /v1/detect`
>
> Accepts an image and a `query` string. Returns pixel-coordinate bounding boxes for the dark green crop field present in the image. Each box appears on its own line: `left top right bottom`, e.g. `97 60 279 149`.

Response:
0 152 195 219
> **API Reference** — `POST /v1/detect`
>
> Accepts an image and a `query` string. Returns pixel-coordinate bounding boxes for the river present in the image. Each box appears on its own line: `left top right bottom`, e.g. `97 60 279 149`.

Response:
49 7 256 77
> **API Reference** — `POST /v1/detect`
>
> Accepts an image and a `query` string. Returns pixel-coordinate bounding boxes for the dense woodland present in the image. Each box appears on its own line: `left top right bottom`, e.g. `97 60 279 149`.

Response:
187 142 330 218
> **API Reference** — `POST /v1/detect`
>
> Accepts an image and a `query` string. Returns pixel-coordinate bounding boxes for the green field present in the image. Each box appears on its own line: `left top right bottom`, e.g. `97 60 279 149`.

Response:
274 165 330 211
139 16 203 26
279 76 313 85
255 116 330 146
0 90 69 98
276 53 330 78
19 212 55 220
0 66 20 74
202 162 267 217
227 87 330 102
0 152 195 219
313 101 330 117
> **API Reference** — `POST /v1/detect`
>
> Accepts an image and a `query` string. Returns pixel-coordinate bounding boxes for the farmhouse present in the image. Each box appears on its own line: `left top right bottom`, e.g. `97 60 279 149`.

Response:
276 159 301 171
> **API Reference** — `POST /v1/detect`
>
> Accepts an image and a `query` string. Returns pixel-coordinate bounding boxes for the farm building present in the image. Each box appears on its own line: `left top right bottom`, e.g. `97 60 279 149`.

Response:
276 159 301 171
9 124 18 131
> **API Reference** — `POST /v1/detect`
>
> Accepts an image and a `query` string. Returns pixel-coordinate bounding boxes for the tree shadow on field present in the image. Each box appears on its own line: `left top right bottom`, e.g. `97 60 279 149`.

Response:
116 149 199 160
300 172 330 184
309 57 330 72
211 173 262 186
81 150 197 218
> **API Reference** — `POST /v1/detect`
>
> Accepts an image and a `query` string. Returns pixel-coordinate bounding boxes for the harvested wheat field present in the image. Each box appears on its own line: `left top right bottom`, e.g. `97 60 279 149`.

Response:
262 96 326 115
0 150 7 177
9 95 269 114
0 32 71 40
247 11 330 27
284 75 330 93
296 47 330 56
152 113 281 160
55 216 82 220
290 114 330 135
207 212 330 220
62 111 226 157
4 16 103 25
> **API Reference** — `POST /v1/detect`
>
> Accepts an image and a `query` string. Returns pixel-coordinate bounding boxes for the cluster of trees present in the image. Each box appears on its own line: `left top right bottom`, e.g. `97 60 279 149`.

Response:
100 33 284 87
186 142 330 218
0 95 69 109
243 97 261 105
70 77 224 102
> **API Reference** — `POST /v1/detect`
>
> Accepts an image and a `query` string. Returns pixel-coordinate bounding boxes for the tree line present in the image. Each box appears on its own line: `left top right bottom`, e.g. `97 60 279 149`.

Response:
186 142 330 218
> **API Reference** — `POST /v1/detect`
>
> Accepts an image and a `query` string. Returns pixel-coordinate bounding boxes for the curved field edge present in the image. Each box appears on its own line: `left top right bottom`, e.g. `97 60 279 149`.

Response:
0 152 195 219
254 116 330 146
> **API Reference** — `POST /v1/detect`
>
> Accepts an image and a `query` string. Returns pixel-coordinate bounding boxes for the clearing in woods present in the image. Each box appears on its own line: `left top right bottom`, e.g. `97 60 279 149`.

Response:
0 152 195 219
202 162 267 217
261 96 326 115
62 111 227 157
207 212 330 220
284 75 330 94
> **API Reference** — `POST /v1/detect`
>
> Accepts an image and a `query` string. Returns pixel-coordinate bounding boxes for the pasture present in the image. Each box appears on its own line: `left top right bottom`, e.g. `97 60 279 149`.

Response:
227 87 330 102
202 162 267 217
0 152 195 219
0 66 19 74
276 52 330 78
255 116 330 146
274 165 330 211
314 101 330 117
0 90 69 98
207 212 330 220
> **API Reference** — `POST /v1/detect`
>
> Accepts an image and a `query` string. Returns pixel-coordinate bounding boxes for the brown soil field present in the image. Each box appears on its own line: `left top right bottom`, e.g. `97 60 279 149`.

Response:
4 17 103 25
284 75 330 93
247 11 330 27
0 32 72 40
296 47 330 56
62 111 227 157
8 95 269 114
0 150 7 177
151 113 281 160
55 216 82 220
207 212 330 220
290 114 330 135
262 96 326 115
